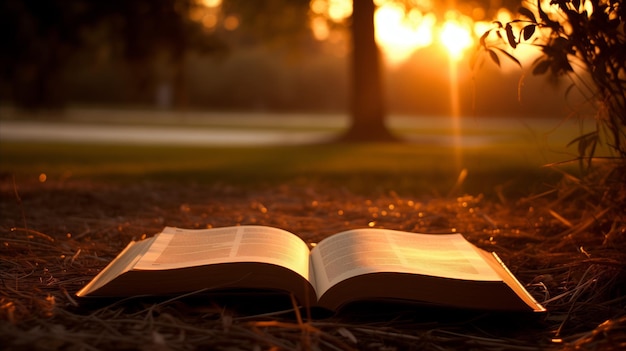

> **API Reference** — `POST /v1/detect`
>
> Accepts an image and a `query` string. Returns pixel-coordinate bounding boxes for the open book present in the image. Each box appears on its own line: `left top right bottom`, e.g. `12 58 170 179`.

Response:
76 226 545 312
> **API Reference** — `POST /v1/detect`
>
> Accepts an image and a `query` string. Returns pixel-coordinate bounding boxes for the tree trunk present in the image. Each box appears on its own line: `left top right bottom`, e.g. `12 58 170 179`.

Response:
339 0 396 142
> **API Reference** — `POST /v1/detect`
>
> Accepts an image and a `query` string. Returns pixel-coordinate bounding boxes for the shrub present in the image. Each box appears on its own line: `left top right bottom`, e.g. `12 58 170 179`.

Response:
475 0 625 169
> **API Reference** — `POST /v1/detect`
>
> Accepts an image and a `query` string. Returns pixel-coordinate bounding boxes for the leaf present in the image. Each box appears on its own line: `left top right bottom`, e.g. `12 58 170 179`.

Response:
537 0 560 29
569 131 600 169
479 29 491 47
552 36 571 52
537 0 550 22
532 59 550 75
488 49 501 67
568 131 599 151
522 25 536 41
567 131 599 168
505 23 517 48
494 47 522 67
518 7 537 22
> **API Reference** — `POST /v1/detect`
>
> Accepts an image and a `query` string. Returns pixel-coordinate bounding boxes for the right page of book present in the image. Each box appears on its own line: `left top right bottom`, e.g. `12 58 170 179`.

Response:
310 229 502 297
133 226 311 281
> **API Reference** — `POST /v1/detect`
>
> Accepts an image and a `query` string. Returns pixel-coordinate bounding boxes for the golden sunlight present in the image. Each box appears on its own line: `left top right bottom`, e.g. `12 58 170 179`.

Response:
313 0 352 22
223 15 240 31
328 0 352 21
199 0 221 7
374 4 435 65
190 0 222 31
308 0 541 65
311 16 330 40
309 0 351 41
439 15 474 61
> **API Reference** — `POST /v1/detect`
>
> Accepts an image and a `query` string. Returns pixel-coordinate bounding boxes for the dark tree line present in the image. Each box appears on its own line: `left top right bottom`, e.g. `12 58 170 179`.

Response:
0 0 222 109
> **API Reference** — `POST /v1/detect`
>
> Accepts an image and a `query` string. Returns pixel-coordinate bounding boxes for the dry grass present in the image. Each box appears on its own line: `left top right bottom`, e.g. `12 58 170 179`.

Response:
1 166 625 350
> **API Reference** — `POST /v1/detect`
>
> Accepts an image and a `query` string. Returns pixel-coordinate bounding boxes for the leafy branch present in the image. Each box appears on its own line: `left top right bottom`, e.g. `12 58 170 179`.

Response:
474 0 626 170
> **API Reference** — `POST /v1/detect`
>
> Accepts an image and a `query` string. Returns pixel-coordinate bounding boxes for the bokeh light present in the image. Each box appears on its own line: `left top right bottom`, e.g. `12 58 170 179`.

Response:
439 16 474 61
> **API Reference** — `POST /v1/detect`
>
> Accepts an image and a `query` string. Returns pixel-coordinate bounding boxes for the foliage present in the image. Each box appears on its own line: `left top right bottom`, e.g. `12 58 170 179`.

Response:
0 0 223 109
475 0 626 168
221 0 312 49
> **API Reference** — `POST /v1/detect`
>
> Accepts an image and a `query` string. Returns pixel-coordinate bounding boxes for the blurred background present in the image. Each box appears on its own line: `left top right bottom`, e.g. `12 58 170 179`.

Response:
0 0 575 119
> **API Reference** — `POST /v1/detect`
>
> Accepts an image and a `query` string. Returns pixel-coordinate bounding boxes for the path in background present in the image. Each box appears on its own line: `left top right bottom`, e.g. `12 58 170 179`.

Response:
0 120 335 146
0 108 570 147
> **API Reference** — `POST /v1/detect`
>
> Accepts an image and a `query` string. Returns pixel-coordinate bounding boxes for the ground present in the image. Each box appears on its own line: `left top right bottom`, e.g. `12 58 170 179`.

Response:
1 109 624 349
1 174 624 350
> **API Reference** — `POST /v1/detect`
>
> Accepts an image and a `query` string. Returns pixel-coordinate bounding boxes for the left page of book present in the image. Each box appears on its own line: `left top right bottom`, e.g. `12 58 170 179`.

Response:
133 226 311 281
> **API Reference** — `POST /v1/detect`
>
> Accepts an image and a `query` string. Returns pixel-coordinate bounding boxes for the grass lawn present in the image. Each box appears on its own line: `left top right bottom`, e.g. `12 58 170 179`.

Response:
0 136 576 198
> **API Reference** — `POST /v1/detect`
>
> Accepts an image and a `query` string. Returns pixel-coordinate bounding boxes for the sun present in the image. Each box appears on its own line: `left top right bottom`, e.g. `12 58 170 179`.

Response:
309 0 480 65
374 4 435 65
439 18 474 61
374 5 476 64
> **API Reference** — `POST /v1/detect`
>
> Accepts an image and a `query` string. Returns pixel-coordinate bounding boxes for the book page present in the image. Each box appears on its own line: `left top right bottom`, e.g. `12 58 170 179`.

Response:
76 237 155 297
475 249 546 312
310 229 502 297
133 226 311 280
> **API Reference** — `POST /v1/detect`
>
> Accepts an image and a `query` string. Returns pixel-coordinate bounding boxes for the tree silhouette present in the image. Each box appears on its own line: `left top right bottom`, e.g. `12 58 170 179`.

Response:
225 0 395 141
340 0 396 142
